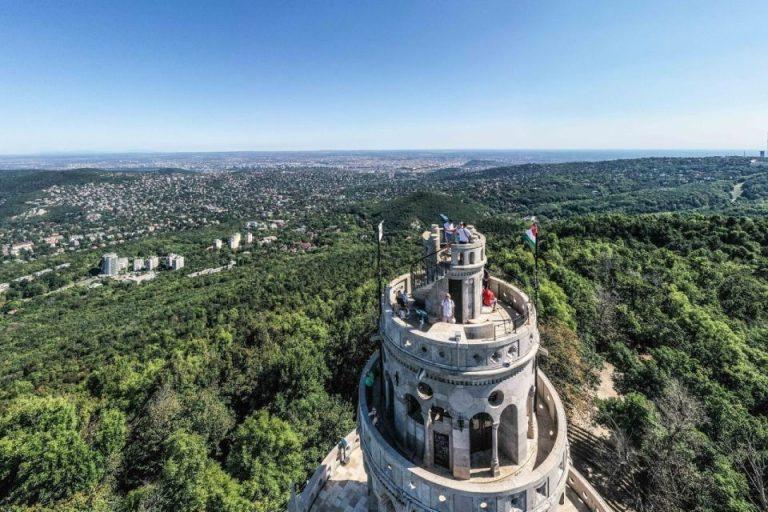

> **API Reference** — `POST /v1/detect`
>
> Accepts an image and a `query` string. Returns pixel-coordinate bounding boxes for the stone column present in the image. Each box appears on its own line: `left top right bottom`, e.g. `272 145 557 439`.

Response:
424 411 434 468
491 422 501 477
527 388 535 440
394 396 407 445
452 422 471 480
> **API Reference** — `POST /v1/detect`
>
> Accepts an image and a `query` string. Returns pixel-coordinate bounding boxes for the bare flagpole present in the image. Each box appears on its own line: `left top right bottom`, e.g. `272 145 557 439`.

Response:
377 221 385 392
534 220 540 316
377 221 383 320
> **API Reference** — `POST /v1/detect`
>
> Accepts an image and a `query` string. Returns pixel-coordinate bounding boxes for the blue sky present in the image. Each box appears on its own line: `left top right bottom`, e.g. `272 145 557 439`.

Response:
1 0 767 153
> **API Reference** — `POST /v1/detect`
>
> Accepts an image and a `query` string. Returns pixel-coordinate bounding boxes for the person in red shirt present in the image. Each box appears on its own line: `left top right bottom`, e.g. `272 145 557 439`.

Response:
482 286 497 310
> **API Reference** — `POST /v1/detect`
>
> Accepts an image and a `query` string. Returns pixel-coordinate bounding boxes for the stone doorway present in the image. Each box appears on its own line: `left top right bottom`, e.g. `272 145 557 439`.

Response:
449 279 463 323
434 432 450 469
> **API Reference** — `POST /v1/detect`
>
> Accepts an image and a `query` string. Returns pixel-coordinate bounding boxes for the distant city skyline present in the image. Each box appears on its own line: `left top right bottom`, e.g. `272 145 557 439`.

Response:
1 0 767 154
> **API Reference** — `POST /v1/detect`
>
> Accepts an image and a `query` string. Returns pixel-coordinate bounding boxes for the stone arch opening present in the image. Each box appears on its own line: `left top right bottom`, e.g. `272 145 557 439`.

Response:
405 394 423 424
403 393 424 461
469 412 493 469
469 251 475 264
499 403 521 464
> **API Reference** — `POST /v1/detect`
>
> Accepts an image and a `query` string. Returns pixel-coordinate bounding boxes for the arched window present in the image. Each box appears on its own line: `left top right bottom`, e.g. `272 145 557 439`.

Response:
430 406 447 422
417 382 433 400
500 404 521 464
470 412 493 469
469 251 475 264
405 394 424 424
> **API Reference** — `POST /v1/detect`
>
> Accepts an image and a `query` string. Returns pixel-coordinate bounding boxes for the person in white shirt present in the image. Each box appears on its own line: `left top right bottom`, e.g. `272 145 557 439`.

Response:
443 220 456 244
456 222 471 244
441 293 455 323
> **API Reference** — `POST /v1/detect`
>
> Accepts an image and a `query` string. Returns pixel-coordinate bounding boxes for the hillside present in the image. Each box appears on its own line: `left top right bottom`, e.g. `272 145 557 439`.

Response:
0 158 767 511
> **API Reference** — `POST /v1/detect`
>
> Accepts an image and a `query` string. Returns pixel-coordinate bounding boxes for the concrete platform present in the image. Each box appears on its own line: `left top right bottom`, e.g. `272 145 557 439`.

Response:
308 443 591 512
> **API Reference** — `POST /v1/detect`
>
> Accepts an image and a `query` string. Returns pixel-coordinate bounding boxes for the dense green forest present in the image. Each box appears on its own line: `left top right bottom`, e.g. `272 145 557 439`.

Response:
1 159 768 511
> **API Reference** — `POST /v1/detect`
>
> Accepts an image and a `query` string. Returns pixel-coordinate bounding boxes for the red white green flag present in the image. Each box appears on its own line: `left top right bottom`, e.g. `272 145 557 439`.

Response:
524 222 538 250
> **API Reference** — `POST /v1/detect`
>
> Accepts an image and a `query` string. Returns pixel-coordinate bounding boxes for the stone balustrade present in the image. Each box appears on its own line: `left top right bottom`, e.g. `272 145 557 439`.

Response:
384 274 538 372
566 468 614 512
358 352 569 511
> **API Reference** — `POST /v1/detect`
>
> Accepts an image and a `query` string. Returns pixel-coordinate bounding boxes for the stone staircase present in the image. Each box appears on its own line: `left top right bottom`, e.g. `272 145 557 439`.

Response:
567 424 635 512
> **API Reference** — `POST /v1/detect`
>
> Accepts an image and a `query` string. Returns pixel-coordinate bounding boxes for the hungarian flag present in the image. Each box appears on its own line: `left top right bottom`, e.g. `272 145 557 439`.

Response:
524 222 538 250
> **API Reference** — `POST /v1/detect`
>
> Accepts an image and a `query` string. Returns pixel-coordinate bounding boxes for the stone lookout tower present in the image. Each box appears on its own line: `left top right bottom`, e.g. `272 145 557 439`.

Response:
360 224 569 511
291 224 607 512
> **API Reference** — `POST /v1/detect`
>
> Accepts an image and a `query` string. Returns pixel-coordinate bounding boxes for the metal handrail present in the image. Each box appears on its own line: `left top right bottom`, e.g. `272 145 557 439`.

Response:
409 244 450 291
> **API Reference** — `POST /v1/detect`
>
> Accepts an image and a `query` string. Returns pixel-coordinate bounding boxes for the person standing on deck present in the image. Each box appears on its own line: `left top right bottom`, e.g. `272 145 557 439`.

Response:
443 220 456 244
441 292 455 323
483 286 498 310
456 222 471 244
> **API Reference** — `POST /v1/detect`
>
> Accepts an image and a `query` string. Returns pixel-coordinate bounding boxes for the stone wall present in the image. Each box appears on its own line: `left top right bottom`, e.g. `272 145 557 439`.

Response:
359 352 571 512
566 468 614 512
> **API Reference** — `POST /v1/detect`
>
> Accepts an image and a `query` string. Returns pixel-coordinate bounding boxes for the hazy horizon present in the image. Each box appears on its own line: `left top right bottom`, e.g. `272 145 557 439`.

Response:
0 148 757 172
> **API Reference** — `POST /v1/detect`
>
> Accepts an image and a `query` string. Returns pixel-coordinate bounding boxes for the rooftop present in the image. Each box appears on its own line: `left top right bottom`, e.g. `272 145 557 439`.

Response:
385 273 533 345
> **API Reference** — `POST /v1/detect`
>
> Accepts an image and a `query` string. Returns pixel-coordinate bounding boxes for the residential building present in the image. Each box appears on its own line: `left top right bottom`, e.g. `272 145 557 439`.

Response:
229 232 241 250
10 242 34 256
101 253 119 276
43 234 64 247
145 256 159 270
167 254 185 270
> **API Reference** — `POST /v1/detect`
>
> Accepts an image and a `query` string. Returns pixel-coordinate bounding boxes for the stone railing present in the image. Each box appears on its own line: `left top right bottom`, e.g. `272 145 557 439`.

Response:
487 276 532 321
382 274 537 372
287 430 360 512
567 467 615 512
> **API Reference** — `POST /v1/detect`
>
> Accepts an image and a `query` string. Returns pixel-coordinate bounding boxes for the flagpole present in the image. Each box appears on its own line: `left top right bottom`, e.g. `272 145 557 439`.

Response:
376 221 385 393
534 221 539 317
529 219 540 412
377 221 383 320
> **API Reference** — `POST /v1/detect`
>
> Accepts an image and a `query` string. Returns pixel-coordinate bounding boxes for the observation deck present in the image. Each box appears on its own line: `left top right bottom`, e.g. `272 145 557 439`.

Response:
383 273 536 373
357 352 569 510
290 223 613 512
292 353 603 512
